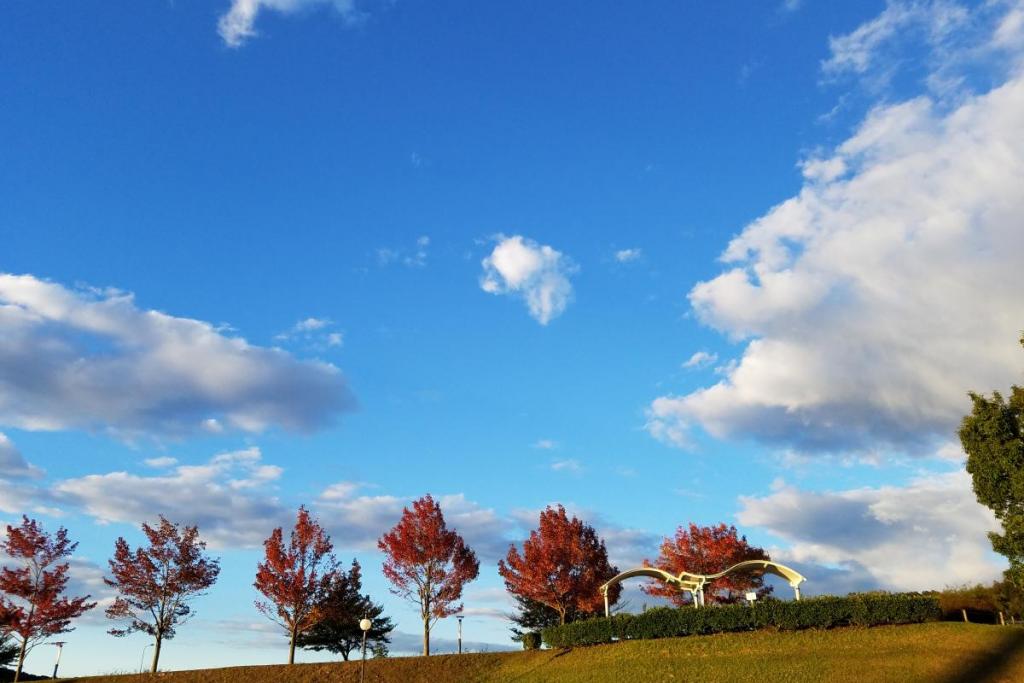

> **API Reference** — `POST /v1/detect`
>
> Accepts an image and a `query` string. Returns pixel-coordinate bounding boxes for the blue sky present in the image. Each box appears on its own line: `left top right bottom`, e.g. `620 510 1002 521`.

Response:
3 0 1024 675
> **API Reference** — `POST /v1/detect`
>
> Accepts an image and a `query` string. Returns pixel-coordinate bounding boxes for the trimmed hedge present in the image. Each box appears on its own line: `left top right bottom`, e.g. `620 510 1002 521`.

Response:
542 593 940 648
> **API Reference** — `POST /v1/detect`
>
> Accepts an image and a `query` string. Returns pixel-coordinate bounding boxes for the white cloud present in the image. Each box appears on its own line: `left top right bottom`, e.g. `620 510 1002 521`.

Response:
0 432 43 479
275 316 344 349
738 470 1003 591
821 1 968 78
550 459 583 474
614 248 642 263
54 448 290 549
315 483 514 562
0 274 355 438
648 54 1024 455
218 0 361 48
376 235 430 268
480 235 577 325
143 456 178 468
532 438 558 450
682 351 718 370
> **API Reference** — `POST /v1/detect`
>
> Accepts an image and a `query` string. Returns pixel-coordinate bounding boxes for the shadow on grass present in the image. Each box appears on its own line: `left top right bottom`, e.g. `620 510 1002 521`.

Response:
939 628 1024 683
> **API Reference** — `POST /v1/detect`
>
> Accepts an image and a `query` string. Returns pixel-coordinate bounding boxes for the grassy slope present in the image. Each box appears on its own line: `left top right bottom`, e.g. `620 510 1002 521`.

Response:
63 623 1024 683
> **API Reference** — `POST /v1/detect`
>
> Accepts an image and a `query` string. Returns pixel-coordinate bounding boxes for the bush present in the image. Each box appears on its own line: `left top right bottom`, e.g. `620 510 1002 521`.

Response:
521 631 542 650
541 593 941 648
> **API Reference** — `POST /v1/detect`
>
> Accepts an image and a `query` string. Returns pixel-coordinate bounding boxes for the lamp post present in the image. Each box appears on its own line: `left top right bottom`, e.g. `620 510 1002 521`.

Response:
50 642 67 679
457 615 464 655
140 643 153 674
359 617 372 683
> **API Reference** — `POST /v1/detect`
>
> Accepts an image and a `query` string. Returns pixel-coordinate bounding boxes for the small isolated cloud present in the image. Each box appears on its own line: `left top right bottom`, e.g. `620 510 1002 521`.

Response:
614 248 642 263
682 351 718 370
532 439 558 450
218 0 363 48
550 459 583 474
54 447 290 549
275 316 344 349
738 469 1003 591
0 274 355 439
376 235 430 268
0 432 43 479
480 235 577 325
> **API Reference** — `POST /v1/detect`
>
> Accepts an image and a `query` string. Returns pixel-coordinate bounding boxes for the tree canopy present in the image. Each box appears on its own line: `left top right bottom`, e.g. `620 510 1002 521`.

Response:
378 494 479 656
960 335 1024 586
297 559 394 661
104 516 221 673
499 505 621 626
643 523 772 605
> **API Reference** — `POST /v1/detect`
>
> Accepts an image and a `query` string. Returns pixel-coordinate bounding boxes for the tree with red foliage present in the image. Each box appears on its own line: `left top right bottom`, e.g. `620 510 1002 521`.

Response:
254 506 338 664
499 505 622 625
642 523 772 606
0 516 96 682
104 516 221 673
378 495 479 656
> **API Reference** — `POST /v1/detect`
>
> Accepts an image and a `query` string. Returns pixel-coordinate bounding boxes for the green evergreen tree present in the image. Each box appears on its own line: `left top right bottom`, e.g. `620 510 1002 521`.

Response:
296 559 394 661
0 633 20 669
960 334 1024 586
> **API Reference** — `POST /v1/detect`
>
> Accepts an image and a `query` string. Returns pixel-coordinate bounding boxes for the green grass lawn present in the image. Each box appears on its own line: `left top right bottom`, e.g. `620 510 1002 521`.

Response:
62 622 1024 683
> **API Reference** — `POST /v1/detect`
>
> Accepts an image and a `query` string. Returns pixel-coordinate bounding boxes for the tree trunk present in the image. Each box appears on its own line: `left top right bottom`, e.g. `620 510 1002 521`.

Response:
13 636 27 683
289 627 297 665
151 633 163 673
422 617 430 657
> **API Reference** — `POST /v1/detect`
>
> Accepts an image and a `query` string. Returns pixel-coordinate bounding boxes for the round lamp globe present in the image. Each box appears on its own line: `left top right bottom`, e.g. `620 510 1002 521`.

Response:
360 618 372 632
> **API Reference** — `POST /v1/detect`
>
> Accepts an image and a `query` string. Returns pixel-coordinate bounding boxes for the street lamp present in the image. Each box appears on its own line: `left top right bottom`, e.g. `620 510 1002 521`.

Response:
457 615 464 655
140 643 153 674
50 642 67 679
359 617 372 683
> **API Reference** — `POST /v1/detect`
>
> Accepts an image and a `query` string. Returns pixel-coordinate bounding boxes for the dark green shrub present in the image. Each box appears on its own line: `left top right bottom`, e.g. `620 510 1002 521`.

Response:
541 593 940 648
521 632 542 650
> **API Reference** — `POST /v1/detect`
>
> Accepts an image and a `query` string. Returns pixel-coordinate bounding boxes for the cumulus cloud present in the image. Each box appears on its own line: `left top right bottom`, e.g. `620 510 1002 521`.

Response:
0 274 355 439
0 432 42 479
218 0 362 48
54 448 290 549
738 470 1003 591
480 235 577 325
648 41 1024 456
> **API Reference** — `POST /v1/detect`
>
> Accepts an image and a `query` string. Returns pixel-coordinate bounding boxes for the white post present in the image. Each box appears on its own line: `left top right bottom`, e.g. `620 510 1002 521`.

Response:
793 585 801 601
603 587 609 618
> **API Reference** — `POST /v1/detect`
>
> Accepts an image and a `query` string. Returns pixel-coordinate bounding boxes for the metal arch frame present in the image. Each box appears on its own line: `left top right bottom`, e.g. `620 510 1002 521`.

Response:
598 561 807 617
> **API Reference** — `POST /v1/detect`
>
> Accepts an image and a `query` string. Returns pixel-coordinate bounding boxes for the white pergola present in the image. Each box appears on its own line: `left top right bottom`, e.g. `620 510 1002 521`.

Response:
598 560 807 617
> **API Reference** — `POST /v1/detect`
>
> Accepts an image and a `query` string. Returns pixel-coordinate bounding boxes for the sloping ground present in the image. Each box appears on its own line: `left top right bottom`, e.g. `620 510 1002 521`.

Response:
63 623 1024 683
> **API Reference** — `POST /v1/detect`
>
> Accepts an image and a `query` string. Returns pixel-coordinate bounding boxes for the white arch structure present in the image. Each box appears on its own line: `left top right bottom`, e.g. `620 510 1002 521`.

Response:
598 561 807 617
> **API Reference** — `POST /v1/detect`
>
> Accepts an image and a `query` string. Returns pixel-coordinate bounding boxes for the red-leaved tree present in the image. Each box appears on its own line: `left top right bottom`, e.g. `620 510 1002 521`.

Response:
643 523 772 605
378 495 479 656
498 505 622 625
254 506 337 665
104 516 221 673
0 516 96 682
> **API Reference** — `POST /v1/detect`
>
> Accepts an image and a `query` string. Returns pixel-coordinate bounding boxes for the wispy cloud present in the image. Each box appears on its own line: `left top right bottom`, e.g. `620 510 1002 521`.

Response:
218 0 363 48
682 351 718 370
614 248 642 263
